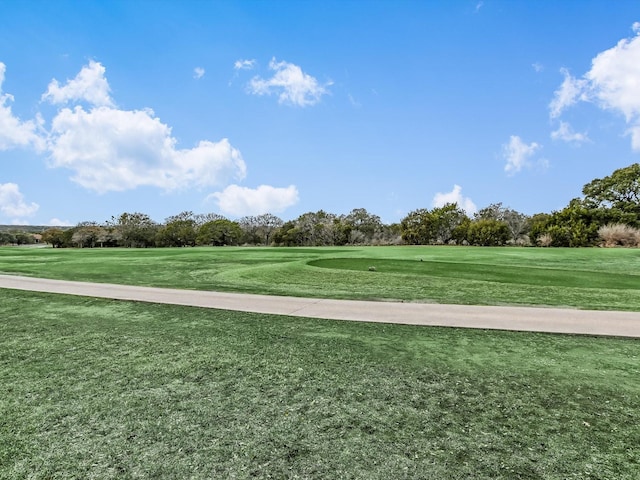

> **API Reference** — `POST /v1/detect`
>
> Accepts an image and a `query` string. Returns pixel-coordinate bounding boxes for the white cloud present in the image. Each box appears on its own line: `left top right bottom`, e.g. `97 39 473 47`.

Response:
586 33 640 122
44 62 247 193
532 62 544 73
432 184 477 215
503 135 541 175
193 67 205 79
10 219 30 225
42 60 114 107
549 68 587 119
550 121 589 144
0 63 44 151
48 218 73 226
628 124 640 151
248 58 331 107
550 24 640 151
209 184 299 216
48 105 246 193
0 183 39 218
234 59 256 70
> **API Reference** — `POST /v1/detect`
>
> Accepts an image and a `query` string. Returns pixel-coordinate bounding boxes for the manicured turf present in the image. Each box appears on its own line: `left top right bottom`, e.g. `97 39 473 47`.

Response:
309 258 640 290
1 288 639 479
0 245 639 310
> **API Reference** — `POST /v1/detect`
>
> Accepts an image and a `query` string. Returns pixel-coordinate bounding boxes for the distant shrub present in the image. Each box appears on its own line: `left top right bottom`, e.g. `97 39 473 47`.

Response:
598 223 640 247
388 235 403 245
371 233 403 246
520 235 532 246
510 235 531 247
537 234 552 247
467 219 510 246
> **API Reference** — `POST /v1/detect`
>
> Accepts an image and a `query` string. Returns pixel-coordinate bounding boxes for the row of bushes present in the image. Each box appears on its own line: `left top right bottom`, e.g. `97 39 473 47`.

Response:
0 231 40 246
29 220 640 249
565 223 639 247
400 163 640 248
4 163 639 249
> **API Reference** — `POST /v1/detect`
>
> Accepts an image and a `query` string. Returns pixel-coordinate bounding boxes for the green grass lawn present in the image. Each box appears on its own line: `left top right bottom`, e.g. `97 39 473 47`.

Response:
1 245 639 310
1 288 639 479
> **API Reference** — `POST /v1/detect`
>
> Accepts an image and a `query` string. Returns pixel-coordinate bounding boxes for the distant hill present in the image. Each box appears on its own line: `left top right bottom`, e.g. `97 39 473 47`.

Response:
0 225 72 233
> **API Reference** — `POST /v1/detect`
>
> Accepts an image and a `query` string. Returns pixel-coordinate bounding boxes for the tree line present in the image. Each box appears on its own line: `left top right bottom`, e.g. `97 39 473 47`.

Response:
401 163 640 247
37 210 401 248
0 231 41 246
4 163 639 248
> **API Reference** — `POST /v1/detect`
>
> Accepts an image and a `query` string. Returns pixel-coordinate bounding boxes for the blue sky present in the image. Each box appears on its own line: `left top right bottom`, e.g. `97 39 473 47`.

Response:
1 1 640 226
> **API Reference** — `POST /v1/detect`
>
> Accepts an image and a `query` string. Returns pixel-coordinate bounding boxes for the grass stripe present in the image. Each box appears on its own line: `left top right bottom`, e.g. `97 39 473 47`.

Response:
2 289 639 478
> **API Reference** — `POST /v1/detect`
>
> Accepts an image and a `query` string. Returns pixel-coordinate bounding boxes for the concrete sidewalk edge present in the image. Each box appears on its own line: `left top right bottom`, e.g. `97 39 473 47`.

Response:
1 274 639 338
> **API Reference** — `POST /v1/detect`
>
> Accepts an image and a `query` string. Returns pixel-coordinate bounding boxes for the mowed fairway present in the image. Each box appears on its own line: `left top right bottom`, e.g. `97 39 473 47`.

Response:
2 246 639 478
0 245 639 310
1 288 639 479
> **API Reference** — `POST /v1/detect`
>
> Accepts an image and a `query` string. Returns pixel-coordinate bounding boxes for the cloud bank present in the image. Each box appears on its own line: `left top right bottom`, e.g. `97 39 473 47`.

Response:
550 23 640 150
550 121 589 144
503 135 541 175
43 61 248 193
247 58 331 107
432 184 477 215
193 67 205 79
0 63 44 151
0 60 301 220
209 184 299 216
0 183 39 219
42 60 114 107
47 218 73 226
234 59 256 71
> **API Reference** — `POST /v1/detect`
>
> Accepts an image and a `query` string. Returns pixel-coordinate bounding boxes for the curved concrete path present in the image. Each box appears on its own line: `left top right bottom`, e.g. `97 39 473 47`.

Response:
1 274 639 338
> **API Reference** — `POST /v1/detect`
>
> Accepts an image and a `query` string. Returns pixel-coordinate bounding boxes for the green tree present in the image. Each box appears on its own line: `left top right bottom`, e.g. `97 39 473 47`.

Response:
451 216 471 245
61 228 75 248
193 212 226 226
528 213 551 245
430 203 468 244
13 232 35 245
196 219 243 246
381 223 403 245
238 213 284 245
41 228 66 248
331 217 352 246
582 163 640 217
343 208 382 244
467 219 510 246
294 211 337 246
401 204 468 245
158 211 197 247
400 208 433 245
530 200 600 247
0 232 16 245
71 223 105 248
95 227 120 247
238 216 260 244
272 220 301 246
475 203 529 243
257 213 282 244
110 212 158 248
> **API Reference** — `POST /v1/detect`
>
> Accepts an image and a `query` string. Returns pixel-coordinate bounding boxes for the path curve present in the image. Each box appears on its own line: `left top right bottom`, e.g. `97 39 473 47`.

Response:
1 274 639 338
